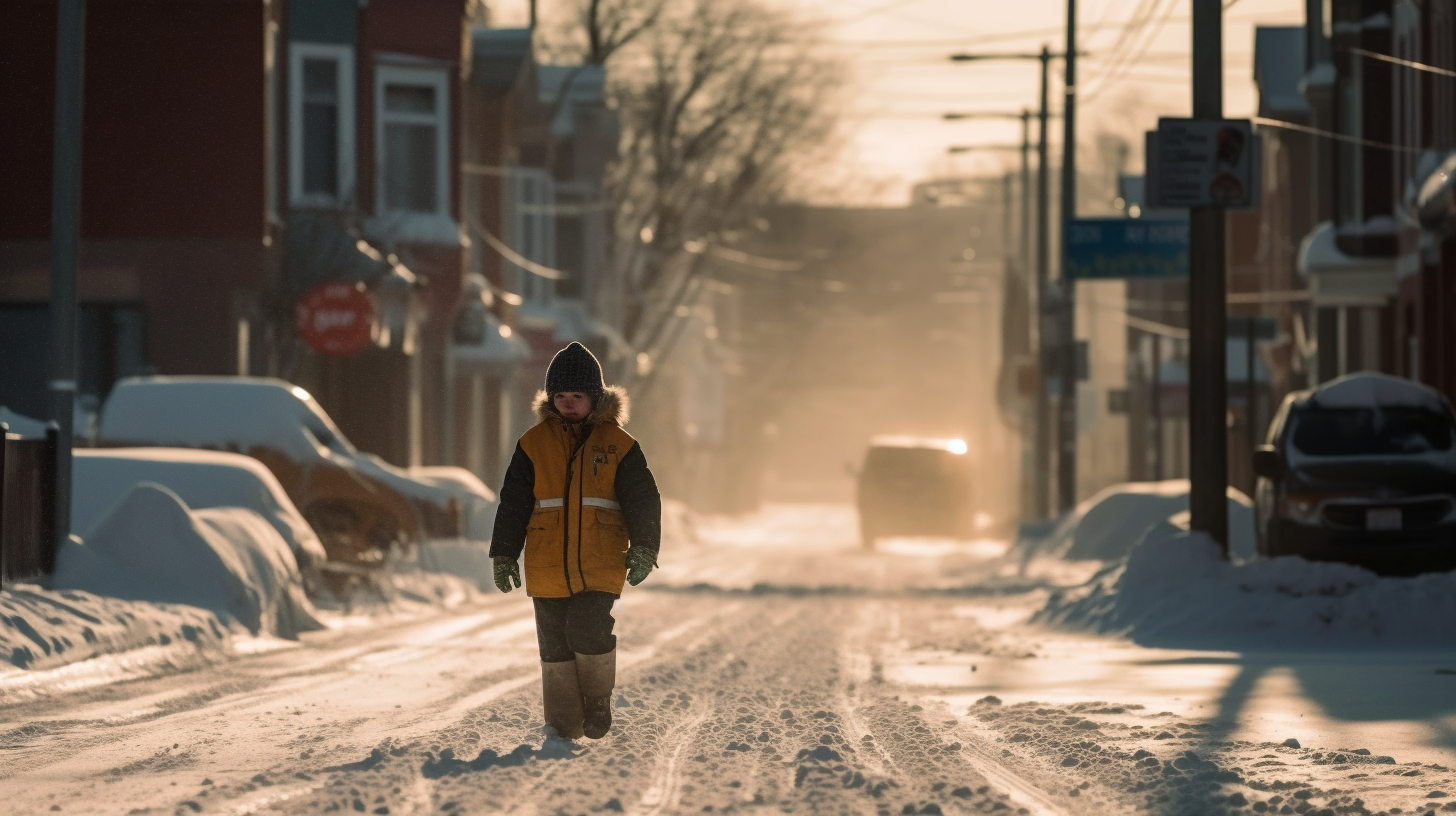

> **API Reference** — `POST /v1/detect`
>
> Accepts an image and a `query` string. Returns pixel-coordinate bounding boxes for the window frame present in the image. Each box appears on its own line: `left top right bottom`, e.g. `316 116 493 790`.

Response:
374 64 451 218
288 42 356 208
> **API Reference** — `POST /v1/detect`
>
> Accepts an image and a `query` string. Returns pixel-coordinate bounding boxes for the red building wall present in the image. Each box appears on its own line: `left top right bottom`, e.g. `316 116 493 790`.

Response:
0 0 270 240
0 0 279 379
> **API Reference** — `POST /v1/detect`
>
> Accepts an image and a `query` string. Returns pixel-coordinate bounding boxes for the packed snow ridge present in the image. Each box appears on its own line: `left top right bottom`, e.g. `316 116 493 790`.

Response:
1037 521 1456 648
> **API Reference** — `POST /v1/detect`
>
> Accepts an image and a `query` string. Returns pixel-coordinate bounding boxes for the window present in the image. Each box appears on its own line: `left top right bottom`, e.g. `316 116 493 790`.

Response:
375 66 449 216
289 43 355 206
506 168 556 305
1290 407 1454 456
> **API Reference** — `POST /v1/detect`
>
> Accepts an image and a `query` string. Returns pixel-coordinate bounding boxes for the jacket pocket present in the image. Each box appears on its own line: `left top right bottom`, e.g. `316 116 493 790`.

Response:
524 507 564 573
585 506 630 569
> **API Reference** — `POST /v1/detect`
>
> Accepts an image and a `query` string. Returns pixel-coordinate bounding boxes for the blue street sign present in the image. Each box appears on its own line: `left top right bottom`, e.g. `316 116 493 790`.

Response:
1064 217 1189 279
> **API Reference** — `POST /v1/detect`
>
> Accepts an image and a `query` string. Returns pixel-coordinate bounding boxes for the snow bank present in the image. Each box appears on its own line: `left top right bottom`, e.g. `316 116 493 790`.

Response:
52 483 323 639
410 538 497 592
406 465 498 540
0 582 230 673
1030 480 1256 563
1036 522 1456 648
73 448 328 571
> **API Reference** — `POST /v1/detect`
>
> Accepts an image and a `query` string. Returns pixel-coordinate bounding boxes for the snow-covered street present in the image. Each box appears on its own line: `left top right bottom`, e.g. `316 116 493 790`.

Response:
5 505 1456 816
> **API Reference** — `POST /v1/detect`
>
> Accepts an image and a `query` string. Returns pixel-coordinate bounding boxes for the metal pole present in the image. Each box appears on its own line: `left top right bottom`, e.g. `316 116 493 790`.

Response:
1188 0 1229 552
1003 173 1014 268
1150 335 1163 480
1056 0 1078 513
1034 46 1052 520
50 0 85 555
1021 110 1032 277
1246 318 1257 447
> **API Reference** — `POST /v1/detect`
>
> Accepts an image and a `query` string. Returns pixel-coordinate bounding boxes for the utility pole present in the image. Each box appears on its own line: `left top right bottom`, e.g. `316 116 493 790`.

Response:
1188 0 1229 550
947 48 1071 521
1021 111 1032 275
1036 46 1052 521
1056 0 1078 514
50 0 85 554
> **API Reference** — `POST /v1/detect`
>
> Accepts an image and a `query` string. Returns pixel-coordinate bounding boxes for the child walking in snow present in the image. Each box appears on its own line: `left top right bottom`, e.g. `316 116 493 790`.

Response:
490 342 662 740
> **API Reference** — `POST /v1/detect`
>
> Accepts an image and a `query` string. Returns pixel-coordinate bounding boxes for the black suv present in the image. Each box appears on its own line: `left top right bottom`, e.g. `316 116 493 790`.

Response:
1252 372 1456 576
855 437 975 548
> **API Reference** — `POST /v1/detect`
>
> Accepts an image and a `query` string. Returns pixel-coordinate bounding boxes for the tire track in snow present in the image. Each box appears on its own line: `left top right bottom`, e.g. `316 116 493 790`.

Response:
848 599 1070 816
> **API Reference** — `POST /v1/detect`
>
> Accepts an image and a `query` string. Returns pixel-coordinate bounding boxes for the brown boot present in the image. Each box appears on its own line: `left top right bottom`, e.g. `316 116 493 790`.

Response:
540 660 584 740
575 650 616 739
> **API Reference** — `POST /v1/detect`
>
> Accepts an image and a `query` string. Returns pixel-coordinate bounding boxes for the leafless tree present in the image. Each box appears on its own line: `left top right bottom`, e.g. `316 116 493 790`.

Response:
624 0 842 348
543 0 842 351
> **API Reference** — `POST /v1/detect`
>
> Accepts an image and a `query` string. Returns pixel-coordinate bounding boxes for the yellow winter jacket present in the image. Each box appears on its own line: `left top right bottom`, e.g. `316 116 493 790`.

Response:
490 386 662 598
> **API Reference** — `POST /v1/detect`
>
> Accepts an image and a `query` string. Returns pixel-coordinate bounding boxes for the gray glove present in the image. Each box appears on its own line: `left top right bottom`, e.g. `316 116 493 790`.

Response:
493 556 521 593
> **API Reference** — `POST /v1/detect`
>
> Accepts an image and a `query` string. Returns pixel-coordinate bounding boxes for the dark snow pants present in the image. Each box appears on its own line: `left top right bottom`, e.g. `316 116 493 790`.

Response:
533 591 618 662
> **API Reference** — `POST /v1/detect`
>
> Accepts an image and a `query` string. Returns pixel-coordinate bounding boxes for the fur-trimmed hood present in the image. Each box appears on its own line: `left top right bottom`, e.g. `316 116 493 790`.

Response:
532 385 630 427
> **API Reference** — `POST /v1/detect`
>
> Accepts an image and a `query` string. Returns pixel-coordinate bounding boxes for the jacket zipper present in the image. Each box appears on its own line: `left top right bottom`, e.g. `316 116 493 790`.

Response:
560 424 590 595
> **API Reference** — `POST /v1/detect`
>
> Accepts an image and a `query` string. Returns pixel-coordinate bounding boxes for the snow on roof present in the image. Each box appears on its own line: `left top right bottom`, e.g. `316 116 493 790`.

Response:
1297 221 1362 272
1305 371 1449 411
0 406 49 437
472 28 532 88
1298 61 1336 92
1254 27 1308 117
537 64 607 137
74 448 327 569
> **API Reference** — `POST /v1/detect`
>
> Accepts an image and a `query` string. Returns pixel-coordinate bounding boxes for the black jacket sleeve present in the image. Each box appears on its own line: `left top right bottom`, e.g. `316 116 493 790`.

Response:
489 443 536 559
614 442 662 555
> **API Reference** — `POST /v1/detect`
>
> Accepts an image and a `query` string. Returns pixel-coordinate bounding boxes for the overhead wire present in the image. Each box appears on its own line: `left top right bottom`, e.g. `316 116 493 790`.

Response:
1082 0 1182 103
1347 46 1456 78
1252 117 1423 154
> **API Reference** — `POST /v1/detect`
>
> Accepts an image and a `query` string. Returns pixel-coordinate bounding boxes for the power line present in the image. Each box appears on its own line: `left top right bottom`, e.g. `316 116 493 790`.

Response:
1252 116 1423 154
1348 46 1456 78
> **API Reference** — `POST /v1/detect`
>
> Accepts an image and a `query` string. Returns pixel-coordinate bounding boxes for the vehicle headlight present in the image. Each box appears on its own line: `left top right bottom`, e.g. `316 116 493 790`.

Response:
1279 495 1322 524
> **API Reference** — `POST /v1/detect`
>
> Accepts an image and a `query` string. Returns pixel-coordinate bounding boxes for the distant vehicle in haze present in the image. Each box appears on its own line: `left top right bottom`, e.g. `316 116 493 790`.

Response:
96 377 496 584
1252 372 1456 576
855 436 975 548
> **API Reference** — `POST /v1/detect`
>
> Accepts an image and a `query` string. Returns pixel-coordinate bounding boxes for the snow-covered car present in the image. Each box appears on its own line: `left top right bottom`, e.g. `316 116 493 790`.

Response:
855 436 975 548
72 447 329 574
96 377 496 576
1251 372 1456 576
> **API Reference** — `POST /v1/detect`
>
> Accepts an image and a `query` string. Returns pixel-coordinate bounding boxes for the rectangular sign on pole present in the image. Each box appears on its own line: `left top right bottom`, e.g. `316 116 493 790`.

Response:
1065 217 1189 279
1149 118 1258 210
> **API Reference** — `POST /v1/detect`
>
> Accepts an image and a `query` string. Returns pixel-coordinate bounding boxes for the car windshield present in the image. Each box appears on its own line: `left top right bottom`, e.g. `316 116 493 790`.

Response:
1289 406 1454 456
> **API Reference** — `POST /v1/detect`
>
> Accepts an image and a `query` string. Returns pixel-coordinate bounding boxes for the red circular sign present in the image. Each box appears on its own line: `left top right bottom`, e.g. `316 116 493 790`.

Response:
295 282 375 356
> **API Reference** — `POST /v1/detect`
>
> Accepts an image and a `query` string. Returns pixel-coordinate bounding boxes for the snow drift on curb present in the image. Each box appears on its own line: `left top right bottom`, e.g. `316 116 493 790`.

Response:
1029 480 1257 564
1035 521 1456 648
0 584 230 673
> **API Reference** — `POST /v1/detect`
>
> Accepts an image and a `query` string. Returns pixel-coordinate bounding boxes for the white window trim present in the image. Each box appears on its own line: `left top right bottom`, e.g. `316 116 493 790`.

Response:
288 42 355 208
374 64 450 219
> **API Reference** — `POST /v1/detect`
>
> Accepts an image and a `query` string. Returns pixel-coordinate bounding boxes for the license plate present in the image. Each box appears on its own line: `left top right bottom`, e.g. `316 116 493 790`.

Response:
1366 508 1402 531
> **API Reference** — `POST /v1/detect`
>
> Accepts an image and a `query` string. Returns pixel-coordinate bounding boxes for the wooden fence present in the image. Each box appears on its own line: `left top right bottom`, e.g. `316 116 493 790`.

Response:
1 424 59 583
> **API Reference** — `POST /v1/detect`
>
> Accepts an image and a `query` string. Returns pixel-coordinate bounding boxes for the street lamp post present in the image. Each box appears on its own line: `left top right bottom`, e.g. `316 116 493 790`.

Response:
949 47 1075 521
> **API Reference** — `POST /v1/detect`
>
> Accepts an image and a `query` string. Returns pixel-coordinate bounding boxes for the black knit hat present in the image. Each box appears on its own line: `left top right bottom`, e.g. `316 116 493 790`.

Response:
545 342 605 395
